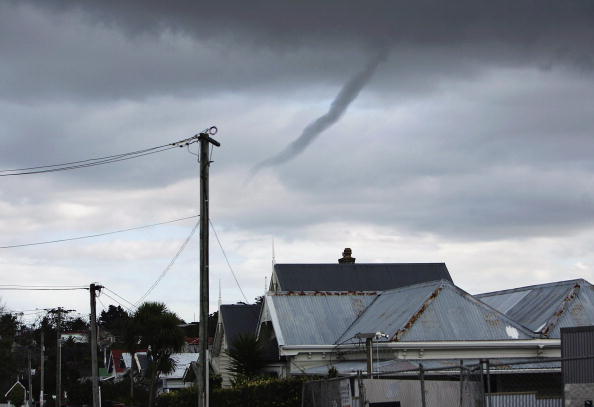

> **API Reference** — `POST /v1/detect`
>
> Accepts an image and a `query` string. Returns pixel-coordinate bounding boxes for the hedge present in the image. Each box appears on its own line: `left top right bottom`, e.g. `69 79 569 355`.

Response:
156 376 309 407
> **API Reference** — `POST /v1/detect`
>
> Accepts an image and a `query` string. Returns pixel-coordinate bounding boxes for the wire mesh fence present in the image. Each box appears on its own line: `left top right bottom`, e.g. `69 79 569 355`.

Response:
302 356 594 407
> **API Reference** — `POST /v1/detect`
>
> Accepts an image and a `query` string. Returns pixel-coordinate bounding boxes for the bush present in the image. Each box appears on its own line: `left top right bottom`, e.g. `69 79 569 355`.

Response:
156 376 309 407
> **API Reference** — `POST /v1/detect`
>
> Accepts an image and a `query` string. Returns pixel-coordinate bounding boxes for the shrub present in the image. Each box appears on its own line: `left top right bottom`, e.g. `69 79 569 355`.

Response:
156 376 309 407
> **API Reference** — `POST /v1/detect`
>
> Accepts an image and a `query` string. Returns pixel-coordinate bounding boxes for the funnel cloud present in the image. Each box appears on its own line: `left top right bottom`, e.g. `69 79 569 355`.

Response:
253 51 387 172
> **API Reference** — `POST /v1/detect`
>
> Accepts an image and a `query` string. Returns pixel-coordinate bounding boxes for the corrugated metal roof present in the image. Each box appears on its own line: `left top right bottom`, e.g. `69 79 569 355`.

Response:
338 280 534 343
267 292 377 345
161 353 199 379
273 263 452 292
220 303 261 346
477 279 594 338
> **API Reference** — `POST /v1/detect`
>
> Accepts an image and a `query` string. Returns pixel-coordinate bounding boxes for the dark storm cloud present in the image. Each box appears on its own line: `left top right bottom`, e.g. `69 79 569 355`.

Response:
28 0 594 51
2 0 594 244
2 1 594 102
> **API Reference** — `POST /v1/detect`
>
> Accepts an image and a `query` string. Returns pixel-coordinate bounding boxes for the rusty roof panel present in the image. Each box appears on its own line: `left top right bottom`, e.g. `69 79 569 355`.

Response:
268 293 377 345
477 279 594 338
338 280 534 343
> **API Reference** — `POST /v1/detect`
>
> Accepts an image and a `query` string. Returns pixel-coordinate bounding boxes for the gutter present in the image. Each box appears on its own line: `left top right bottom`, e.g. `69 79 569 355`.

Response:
279 339 560 356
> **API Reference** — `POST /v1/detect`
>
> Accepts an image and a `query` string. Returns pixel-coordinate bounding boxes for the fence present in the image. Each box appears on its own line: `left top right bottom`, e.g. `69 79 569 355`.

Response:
302 356 594 407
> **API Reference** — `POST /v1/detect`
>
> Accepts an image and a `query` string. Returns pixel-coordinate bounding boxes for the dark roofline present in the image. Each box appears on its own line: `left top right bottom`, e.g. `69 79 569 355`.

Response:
274 262 449 267
476 278 591 298
269 290 379 296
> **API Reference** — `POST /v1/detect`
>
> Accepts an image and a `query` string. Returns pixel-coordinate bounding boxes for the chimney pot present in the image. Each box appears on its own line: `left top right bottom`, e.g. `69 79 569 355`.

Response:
338 248 356 264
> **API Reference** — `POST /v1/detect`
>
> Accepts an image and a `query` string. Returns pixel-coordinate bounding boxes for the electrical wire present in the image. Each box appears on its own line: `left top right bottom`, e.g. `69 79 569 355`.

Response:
0 214 199 249
0 128 216 177
134 220 199 306
209 219 248 303
103 287 137 309
0 144 172 173
0 287 86 291
97 295 107 311
0 284 86 288
0 146 177 176
100 291 134 313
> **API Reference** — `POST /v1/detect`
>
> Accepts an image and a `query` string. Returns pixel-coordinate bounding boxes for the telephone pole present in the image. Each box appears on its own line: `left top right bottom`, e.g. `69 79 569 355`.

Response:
27 349 33 406
90 283 103 407
197 127 220 407
49 307 74 407
40 331 44 407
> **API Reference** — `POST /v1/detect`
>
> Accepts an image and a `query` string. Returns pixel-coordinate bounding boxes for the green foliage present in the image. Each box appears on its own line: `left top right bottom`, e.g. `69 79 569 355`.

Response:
0 313 18 393
328 366 338 378
134 302 185 407
156 377 308 407
99 305 130 338
226 333 266 382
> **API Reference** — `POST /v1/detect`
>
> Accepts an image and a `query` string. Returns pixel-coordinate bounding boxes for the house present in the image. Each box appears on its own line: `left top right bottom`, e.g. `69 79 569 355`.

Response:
3 380 26 407
106 349 131 378
60 331 88 344
211 303 262 388
157 353 199 394
213 248 594 399
183 337 200 353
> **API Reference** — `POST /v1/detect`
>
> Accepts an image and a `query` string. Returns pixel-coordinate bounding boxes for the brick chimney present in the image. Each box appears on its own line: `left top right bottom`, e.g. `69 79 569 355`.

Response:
338 248 356 264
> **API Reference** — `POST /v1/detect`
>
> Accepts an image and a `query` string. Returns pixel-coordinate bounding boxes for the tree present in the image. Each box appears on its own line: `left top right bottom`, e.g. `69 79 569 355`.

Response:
133 302 185 407
99 305 130 339
121 317 140 403
0 312 18 394
226 333 266 384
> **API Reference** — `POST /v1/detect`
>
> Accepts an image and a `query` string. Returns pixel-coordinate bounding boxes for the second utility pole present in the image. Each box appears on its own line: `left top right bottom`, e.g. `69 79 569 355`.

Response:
90 283 102 407
197 128 220 407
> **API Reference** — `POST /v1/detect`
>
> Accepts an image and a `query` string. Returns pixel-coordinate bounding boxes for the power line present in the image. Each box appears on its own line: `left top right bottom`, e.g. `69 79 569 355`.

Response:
0 287 86 291
0 284 86 288
102 287 137 310
100 291 134 313
135 220 199 306
209 219 248 303
0 146 176 176
0 144 171 173
0 214 199 249
0 129 216 177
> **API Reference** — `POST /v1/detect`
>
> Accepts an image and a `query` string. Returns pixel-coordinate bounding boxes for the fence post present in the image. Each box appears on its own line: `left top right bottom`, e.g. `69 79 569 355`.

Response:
479 360 486 407
486 359 491 407
459 360 464 407
357 370 367 407
420 363 427 407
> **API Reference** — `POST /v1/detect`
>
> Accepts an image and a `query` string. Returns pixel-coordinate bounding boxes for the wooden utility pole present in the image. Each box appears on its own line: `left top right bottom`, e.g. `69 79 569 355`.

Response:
90 284 102 407
40 331 45 407
50 307 73 407
197 127 220 407
56 310 62 407
27 349 33 406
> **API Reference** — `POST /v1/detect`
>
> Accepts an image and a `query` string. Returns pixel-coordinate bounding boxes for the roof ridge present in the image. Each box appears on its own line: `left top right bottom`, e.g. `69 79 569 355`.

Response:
540 283 582 337
476 279 591 297
334 280 449 344
270 290 380 296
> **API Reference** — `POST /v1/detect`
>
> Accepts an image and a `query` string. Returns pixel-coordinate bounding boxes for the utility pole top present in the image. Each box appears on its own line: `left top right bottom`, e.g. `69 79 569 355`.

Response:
197 125 219 407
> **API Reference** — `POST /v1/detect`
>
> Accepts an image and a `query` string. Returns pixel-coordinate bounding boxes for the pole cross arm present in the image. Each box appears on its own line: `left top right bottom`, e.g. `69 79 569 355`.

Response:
198 132 221 147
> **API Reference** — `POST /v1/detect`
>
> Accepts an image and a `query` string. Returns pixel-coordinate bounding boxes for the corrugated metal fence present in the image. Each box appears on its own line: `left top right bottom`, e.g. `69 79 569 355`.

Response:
489 393 562 407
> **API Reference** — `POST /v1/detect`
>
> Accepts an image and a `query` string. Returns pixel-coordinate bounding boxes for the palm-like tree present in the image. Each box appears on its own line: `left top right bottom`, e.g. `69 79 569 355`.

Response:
226 333 266 384
133 302 185 407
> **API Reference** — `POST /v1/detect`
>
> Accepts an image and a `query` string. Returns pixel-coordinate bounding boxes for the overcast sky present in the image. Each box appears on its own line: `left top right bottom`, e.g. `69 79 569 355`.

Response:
1 1 594 323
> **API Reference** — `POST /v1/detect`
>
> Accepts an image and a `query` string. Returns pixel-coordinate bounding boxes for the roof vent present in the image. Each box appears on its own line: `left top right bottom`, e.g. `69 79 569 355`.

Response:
338 248 356 264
